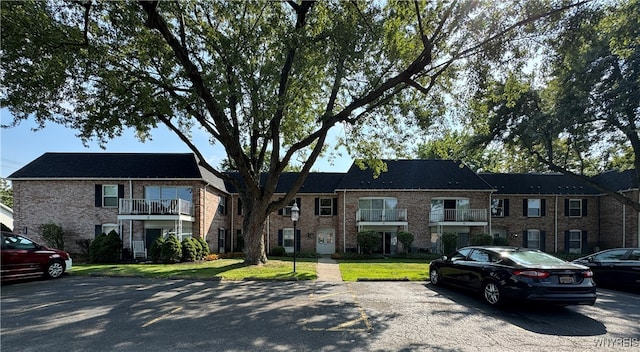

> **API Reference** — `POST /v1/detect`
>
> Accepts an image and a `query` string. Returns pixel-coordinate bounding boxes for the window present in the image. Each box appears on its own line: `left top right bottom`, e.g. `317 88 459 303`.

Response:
569 200 582 217
527 199 541 217
319 198 334 216
491 199 504 217
527 230 541 249
469 249 491 262
145 186 192 201
282 228 294 252
103 185 119 207
218 196 227 215
593 249 628 261
568 230 582 254
280 198 301 217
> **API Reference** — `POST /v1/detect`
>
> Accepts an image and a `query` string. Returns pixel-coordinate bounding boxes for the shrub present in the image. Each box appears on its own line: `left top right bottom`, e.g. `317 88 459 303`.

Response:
271 246 286 256
357 231 381 254
396 231 415 253
89 230 122 263
161 234 182 263
492 237 509 246
181 238 198 262
442 233 458 255
191 237 204 259
470 233 493 246
38 222 65 250
198 238 210 257
149 237 165 263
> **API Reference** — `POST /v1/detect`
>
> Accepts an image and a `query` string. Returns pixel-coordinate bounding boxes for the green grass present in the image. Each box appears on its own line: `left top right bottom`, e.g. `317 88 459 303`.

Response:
338 258 430 282
70 257 317 281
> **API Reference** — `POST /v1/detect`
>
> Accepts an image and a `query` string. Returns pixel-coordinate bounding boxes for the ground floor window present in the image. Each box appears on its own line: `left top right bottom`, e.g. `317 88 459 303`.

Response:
283 228 294 253
568 230 582 254
527 230 541 249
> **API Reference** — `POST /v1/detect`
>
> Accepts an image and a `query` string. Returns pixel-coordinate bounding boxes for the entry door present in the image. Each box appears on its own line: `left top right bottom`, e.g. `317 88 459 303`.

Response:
316 229 336 255
145 229 162 251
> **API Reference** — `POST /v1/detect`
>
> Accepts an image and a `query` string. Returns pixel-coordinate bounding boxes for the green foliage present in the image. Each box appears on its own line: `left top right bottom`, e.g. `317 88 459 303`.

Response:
149 237 165 264
198 237 210 257
181 238 198 262
161 234 182 264
190 237 203 260
396 231 415 253
89 230 122 263
38 222 64 250
470 234 493 246
442 233 458 255
357 231 382 254
271 246 286 257
492 237 509 246
0 179 13 208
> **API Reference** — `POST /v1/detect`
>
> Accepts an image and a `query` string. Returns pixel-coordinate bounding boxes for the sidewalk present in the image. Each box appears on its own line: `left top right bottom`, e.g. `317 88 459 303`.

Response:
316 256 342 281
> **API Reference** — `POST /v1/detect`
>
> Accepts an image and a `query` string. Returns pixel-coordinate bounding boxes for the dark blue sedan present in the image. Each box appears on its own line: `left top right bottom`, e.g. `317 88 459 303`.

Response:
429 246 597 306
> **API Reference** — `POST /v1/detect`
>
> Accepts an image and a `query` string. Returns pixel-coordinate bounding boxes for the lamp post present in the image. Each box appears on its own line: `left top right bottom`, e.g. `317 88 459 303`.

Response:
291 201 299 273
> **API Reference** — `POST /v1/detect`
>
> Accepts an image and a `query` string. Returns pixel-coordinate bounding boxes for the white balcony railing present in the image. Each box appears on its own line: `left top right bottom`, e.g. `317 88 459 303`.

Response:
119 199 192 216
429 208 487 222
357 209 407 222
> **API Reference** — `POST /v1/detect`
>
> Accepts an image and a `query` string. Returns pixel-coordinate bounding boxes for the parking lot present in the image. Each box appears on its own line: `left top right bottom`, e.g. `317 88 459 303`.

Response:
1 276 639 351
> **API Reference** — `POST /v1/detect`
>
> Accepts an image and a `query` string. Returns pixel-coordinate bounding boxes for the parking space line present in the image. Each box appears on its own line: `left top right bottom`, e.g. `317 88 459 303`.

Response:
142 306 182 328
303 282 372 332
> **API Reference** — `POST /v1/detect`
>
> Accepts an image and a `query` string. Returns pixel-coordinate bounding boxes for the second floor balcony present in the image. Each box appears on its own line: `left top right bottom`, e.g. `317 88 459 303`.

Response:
119 199 193 217
429 208 488 223
357 209 408 223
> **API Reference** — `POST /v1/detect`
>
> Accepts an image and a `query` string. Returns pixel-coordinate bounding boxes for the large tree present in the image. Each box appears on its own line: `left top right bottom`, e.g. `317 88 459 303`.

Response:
1 0 586 265
471 0 640 211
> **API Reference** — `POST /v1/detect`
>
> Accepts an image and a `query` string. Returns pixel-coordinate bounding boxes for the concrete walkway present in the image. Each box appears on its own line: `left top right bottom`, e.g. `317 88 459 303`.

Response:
316 256 342 281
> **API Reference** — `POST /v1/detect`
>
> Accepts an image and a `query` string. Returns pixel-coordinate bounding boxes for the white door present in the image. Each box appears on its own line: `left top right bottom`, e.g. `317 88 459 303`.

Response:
316 228 336 255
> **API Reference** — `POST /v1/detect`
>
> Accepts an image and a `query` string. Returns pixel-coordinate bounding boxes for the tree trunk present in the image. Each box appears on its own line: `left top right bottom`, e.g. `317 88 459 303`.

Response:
242 199 269 265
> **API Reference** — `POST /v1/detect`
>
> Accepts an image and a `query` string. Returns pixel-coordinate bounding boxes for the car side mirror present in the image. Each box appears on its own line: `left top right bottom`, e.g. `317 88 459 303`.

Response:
442 255 448 261
587 256 594 263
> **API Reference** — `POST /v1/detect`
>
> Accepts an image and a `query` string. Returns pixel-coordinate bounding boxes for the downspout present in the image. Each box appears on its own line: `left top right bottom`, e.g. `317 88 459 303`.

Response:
637 191 640 247
230 194 234 253
623 204 626 247
343 190 347 253
266 214 270 254
554 196 558 253
129 179 133 251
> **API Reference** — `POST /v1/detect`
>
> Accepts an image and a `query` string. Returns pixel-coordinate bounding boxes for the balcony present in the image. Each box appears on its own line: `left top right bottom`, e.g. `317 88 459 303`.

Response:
429 208 488 223
357 209 408 223
119 199 193 218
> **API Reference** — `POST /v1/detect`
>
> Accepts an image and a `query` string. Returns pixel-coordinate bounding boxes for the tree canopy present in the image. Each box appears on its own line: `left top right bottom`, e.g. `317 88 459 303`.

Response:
1 0 588 264
470 0 640 211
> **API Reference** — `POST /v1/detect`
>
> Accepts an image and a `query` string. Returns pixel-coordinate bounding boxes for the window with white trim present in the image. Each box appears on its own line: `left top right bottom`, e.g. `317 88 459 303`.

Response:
527 199 541 217
319 198 333 216
103 185 119 207
491 199 504 217
283 228 294 253
569 200 582 217
568 230 582 254
527 230 541 249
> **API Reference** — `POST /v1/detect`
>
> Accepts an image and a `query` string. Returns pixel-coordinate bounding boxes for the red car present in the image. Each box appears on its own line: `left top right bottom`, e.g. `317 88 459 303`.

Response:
1 231 72 281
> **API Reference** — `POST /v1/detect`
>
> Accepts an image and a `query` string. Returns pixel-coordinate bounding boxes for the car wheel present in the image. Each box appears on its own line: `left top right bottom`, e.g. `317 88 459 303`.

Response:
46 260 65 279
430 268 441 286
482 281 502 306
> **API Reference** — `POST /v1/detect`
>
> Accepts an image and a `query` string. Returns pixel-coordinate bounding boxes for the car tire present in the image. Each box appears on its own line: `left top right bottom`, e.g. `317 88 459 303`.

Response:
482 281 502 306
46 260 65 279
430 268 441 286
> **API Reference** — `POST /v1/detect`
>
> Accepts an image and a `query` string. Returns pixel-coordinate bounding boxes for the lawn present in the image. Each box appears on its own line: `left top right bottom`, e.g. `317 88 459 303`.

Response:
70 257 317 281
69 257 432 281
338 258 430 281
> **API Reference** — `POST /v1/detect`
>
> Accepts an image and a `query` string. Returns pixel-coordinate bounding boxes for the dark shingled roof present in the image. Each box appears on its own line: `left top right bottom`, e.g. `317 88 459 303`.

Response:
9 153 206 179
480 173 600 195
224 172 345 194
336 159 493 190
592 169 638 192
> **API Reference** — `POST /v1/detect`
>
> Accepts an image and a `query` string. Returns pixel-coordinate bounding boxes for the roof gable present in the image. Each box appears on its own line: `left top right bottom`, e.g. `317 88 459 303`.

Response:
8 153 205 179
593 169 638 192
336 160 493 190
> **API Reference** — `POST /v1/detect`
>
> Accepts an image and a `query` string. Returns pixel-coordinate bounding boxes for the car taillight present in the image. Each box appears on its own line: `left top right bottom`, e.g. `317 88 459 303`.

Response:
513 270 550 279
583 270 593 278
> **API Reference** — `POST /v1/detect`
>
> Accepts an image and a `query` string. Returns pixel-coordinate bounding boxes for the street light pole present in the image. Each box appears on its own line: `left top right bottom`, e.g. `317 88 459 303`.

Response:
291 201 299 273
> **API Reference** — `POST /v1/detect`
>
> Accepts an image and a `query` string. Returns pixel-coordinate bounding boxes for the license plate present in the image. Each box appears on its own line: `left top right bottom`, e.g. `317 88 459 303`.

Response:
559 275 575 284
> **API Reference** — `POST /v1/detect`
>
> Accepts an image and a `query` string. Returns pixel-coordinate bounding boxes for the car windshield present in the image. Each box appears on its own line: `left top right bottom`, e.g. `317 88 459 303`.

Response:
505 251 567 265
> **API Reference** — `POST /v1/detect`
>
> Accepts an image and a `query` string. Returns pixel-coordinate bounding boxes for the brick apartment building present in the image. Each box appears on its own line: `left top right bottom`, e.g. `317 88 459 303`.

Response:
7 153 639 256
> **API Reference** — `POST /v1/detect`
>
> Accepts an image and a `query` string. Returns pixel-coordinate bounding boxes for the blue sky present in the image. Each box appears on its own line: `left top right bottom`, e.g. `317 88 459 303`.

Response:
0 109 353 179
